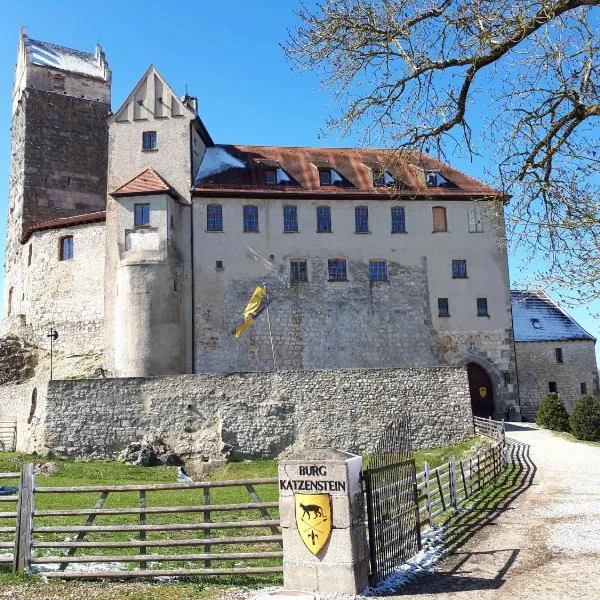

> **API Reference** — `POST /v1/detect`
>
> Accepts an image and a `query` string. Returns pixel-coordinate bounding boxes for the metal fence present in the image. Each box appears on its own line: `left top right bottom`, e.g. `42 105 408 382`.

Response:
362 416 422 585
363 416 506 584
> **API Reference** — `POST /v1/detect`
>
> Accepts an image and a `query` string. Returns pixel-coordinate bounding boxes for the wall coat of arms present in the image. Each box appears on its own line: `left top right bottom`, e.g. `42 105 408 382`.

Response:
294 492 332 555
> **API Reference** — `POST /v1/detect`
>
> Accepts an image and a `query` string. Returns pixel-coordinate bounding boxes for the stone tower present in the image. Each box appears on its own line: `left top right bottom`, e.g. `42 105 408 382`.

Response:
2 29 111 334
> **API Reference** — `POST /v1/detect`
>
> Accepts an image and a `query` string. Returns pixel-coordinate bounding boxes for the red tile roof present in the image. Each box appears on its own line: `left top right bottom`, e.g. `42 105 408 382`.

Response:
21 211 106 243
193 145 501 200
111 168 181 199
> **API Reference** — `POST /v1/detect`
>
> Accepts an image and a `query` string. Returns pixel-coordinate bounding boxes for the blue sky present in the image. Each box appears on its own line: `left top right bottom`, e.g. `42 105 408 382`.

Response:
0 1 597 359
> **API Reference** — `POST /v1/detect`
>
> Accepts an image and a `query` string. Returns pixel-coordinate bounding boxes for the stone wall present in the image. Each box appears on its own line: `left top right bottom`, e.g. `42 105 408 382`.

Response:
6 367 473 458
196 258 436 373
20 89 109 231
2 222 105 377
516 340 599 419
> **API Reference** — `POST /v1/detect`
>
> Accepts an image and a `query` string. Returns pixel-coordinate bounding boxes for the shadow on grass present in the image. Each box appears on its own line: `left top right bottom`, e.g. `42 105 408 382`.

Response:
395 437 536 595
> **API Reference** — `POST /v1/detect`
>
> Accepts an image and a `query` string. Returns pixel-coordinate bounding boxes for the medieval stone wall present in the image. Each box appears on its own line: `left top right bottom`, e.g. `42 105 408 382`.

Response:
2 222 105 377
515 340 599 419
20 89 109 230
9 367 473 458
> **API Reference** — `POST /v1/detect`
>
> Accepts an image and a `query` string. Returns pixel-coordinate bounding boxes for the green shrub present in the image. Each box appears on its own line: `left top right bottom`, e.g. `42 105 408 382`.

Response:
536 393 570 432
570 394 600 441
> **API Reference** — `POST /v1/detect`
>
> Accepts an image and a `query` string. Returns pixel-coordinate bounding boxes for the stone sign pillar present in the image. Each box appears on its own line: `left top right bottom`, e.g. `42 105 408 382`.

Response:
278 448 369 594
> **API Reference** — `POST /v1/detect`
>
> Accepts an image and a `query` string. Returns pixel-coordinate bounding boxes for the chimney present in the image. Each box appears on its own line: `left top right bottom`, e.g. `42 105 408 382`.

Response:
181 94 198 115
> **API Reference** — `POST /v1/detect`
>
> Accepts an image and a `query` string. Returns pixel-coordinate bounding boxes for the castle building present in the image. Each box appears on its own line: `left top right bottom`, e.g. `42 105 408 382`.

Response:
2 31 521 419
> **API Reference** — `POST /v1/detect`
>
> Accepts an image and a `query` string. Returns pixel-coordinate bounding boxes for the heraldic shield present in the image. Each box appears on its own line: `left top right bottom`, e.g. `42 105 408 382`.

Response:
479 386 488 399
295 493 333 555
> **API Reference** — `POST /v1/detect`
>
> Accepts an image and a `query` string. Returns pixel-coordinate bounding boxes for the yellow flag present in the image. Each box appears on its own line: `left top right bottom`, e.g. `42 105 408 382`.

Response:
235 316 254 338
242 286 266 318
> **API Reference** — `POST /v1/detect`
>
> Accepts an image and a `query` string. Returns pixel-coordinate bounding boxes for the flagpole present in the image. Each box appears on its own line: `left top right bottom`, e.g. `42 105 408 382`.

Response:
263 283 278 372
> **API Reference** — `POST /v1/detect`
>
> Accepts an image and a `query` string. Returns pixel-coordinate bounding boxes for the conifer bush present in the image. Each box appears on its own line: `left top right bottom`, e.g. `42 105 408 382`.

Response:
535 393 570 432
570 394 600 442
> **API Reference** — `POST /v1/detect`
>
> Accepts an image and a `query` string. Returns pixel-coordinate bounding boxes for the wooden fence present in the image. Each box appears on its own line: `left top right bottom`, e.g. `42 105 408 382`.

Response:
0 422 17 452
2 417 506 579
0 470 20 567
5 467 282 579
416 417 506 530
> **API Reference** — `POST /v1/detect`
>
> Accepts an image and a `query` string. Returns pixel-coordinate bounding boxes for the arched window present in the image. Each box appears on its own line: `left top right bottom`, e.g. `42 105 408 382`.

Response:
432 206 447 232
7 287 13 316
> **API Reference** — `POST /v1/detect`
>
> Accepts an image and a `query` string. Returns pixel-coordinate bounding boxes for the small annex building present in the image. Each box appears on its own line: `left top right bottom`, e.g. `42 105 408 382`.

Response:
511 290 599 420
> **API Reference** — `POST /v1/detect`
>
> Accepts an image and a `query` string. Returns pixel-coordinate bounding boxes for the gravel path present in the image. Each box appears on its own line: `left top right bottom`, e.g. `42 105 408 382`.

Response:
390 423 600 599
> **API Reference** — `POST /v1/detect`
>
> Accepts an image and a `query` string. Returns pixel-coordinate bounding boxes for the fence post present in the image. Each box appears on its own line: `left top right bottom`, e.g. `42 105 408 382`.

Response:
139 490 146 570
423 461 432 528
13 463 34 572
449 456 458 510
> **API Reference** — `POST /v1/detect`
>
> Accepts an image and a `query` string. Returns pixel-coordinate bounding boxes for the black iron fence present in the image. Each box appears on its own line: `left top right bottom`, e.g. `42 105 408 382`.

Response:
362 416 422 585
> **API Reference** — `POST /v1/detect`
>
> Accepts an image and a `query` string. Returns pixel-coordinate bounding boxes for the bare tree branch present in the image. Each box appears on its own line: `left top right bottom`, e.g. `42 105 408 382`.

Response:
285 0 600 304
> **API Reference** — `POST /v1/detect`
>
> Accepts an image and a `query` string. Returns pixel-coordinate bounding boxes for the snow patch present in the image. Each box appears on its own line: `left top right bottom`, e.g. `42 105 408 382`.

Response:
277 168 291 183
195 147 246 182
331 169 344 184
31 559 127 576
28 38 105 79
361 526 445 596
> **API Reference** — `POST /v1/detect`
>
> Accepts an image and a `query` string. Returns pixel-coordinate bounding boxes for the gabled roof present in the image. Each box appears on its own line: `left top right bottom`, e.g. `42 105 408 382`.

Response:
25 34 109 80
192 145 500 199
20 211 106 244
111 168 182 200
108 64 213 146
511 290 596 342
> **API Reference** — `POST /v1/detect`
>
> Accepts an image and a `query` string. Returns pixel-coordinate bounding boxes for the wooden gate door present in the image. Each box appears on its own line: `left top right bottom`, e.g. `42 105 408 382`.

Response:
467 363 494 418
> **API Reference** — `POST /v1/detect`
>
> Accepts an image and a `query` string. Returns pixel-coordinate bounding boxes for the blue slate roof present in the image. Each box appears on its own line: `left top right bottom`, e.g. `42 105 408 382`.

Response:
511 290 596 342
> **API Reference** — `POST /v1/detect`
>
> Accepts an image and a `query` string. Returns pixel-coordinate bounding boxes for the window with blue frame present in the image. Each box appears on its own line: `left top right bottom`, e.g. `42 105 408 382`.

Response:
206 204 223 231
477 297 489 316
317 206 332 232
328 258 347 281
142 131 157 150
391 206 406 233
452 259 467 278
438 298 449 317
60 236 74 261
290 260 308 282
283 205 298 232
134 203 150 227
243 205 259 232
369 260 387 281
355 206 369 233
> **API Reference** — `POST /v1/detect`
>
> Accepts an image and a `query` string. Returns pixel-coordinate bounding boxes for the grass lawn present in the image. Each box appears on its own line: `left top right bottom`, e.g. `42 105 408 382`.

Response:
414 436 483 472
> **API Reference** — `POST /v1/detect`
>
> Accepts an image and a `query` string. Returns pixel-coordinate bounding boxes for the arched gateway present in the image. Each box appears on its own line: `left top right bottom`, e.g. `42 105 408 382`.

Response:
467 362 494 417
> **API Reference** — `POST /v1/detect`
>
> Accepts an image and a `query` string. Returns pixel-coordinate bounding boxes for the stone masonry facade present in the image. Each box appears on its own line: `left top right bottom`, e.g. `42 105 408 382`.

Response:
197 258 437 373
2 367 474 459
516 340 599 419
2 222 106 375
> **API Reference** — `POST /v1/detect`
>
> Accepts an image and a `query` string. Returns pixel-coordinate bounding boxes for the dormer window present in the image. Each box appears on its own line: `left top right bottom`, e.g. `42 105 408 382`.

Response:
317 167 345 186
373 170 395 187
265 168 277 185
530 318 542 329
261 163 293 186
319 168 332 186
425 170 456 188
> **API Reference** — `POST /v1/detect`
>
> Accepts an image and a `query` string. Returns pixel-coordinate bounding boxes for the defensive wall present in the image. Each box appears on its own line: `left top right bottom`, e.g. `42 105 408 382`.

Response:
0 366 474 459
